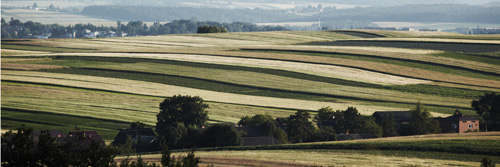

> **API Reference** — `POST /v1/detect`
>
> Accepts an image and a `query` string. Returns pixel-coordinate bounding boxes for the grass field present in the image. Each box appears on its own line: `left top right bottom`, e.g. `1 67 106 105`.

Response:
2 30 500 165
134 132 500 166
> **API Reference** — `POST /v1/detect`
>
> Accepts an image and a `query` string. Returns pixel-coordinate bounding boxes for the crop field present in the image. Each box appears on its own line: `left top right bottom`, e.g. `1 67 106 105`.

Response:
2 30 500 165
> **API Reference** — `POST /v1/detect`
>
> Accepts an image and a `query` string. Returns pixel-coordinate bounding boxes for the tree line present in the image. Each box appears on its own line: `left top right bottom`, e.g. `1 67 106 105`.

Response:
1 18 289 39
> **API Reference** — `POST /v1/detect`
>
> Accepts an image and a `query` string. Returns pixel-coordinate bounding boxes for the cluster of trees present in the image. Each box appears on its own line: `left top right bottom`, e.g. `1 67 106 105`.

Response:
197 25 227 34
1 18 289 39
472 92 500 131
1 127 120 167
155 95 242 149
314 107 382 138
1 126 201 167
314 104 441 139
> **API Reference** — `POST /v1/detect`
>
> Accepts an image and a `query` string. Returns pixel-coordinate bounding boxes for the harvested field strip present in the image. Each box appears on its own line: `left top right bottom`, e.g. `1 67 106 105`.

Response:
307 40 500 53
432 52 500 66
243 48 500 79
241 49 500 83
0 49 50 56
140 150 481 167
32 52 429 85
1 44 94 53
43 67 342 102
1 107 129 141
357 37 500 44
47 67 470 108
1 81 295 125
22 52 500 89
0 70 409 115
195 138 500 163
1 63 66 70
242 46 500 76
330 30 386 38
94 39 193 47
25 56 489 99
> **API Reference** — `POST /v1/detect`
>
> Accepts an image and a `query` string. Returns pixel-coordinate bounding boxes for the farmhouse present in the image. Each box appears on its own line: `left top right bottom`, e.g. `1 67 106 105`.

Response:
33 130 67 144
68 131 105 145
435 112 479 133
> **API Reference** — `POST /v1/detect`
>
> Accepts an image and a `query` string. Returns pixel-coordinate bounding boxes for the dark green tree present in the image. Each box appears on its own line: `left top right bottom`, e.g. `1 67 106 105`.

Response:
313 107 335 128
357 116 383 138
472 92 500 131
156 95 209 131
380 112 398 137
201 123 242 147
335 107 363 134
36 130 67 166
286 110 317 143
131 121 146 129
481 157 496 167
408 103 440 135
1 127 38 167
238 114 287 143
162 122 187 148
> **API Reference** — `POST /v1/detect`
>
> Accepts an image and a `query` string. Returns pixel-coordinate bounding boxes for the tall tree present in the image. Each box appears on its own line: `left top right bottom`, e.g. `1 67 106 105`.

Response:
201 124 242 147
238 114 287 144
286 110 317 143
380 112 398 137
408 103 440 135
313 107 335 128
472 92 500 131
156 95 208 132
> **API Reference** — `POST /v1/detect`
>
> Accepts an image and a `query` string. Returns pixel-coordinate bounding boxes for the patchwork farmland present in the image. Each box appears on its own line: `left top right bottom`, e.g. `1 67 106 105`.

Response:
2 30 500 165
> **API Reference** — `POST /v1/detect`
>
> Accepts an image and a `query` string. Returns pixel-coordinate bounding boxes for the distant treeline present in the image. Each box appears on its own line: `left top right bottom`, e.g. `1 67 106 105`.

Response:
1 18 289 39
82 4 500 24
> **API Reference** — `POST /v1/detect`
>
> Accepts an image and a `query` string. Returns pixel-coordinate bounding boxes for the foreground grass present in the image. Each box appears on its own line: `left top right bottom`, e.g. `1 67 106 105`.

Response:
140 149 482 167
179 133 500 165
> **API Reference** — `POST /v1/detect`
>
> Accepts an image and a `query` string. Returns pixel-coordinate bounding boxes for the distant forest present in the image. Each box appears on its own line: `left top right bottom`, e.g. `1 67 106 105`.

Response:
82 4 500 24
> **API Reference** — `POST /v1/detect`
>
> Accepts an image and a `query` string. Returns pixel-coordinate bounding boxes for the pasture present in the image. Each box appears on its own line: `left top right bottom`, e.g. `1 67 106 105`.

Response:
2 30 500 165
137 132 500 166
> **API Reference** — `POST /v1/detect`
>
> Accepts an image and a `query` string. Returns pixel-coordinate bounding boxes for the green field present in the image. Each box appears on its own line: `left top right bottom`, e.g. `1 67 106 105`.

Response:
2 30 500 165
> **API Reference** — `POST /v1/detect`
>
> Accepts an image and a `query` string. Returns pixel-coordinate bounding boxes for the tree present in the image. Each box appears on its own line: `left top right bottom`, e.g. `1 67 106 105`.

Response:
2 126 118 167
408 103 440 135
472 92 500 131
331 107 364 134
1 126 38 167
313 107 335 128
131 121 146 129
238 114 287 143
162 122 187 148
286 110 317 143
380 112 398 137
156 95 208 132
201 123 242 147
33 2 38 8
481 157 496 167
